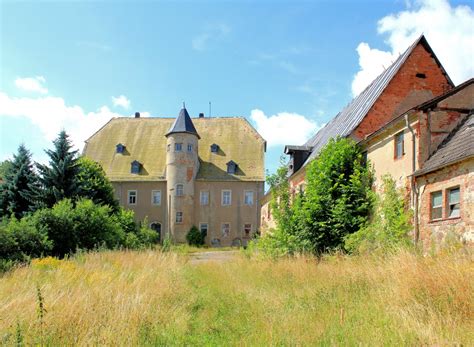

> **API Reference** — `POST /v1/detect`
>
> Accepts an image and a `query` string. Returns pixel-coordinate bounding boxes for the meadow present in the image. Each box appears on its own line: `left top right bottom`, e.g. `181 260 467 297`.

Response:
0 249 472 346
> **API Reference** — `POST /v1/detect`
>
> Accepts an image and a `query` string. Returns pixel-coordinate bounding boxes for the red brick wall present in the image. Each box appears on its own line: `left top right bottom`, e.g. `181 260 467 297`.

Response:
352 43 452 141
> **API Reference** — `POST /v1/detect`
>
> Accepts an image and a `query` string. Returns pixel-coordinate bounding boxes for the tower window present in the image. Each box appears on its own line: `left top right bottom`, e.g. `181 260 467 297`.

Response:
176 212 183 223
187 144 193 152
226 160 238 174
210 144 219 153
176 184 184 196
131 160 141 174
116 143 125 154
175 143 183 152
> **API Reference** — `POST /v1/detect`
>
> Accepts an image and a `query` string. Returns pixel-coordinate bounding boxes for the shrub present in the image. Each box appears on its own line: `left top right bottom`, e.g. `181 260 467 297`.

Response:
186 225 205 246
345 175 412 253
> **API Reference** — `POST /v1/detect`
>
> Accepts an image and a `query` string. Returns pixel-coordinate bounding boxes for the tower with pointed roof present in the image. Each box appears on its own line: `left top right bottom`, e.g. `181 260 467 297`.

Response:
165 107 200 242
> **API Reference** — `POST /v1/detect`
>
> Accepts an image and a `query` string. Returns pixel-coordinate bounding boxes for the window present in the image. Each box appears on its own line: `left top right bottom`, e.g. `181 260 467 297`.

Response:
210 144 219 153
200 191 209 205
431 191 442 220
176 212 183 223
128 190 137 205
131 160 141 174
116 143 125 154
176 184 184 196
175 143 182 152
187 144 193 152
244 191 254 205
244 223 251 236
167 144 170 152
448 187 460 218
226 160 237 174
394 131 404 159
222 223 230 237
200 223 208 237
151 190 161 205
222 190 231 206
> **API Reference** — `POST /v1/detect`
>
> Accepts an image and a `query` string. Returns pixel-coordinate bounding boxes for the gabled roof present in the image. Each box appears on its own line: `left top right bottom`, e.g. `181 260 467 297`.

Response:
298 35 452 170
83 117 266 182
415 113 474 176
165 107 200 139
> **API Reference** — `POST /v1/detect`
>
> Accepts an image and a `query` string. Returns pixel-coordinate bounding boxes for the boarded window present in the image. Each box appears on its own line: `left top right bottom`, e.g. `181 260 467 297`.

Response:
175 143 183 152
395 131 404 159
151 190 161 205
128 190 137 205
200 191 209 205
176 184 184 196
222 190 231 206
431 191 442 220
176 212 183 223
222 223 230 237
244 191 254 205
448 187 460 218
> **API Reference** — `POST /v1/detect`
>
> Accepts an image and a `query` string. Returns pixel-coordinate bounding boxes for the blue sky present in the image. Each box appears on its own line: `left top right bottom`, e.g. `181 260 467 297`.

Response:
1 0 473 177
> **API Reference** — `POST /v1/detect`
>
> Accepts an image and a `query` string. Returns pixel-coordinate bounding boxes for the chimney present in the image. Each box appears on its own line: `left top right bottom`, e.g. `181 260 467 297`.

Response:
199 112 204 118
135 112 140 118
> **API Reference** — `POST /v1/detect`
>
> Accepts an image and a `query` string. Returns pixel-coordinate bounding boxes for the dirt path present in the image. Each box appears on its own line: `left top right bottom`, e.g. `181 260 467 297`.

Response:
188 250 239 264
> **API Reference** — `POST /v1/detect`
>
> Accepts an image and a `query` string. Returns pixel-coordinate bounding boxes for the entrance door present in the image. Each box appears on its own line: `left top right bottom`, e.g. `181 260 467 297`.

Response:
150 222 162 243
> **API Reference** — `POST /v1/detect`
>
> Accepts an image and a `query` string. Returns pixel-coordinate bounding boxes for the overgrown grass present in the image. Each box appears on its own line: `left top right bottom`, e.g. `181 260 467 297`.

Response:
0 249 472 345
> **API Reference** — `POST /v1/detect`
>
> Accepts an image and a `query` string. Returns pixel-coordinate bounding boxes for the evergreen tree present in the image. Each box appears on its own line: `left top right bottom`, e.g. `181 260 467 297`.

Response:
0 145 40 218
76 157 119 211
37 131 80 207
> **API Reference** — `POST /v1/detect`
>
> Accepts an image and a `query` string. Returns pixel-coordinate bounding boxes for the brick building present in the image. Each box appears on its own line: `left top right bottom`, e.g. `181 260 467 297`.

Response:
262 35 473 247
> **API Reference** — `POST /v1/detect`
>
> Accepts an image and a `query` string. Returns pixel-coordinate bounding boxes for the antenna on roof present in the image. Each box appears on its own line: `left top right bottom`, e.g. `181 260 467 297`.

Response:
209 101 211 118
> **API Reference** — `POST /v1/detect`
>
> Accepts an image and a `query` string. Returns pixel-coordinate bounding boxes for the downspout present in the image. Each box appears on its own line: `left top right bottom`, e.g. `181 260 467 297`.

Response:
405 113 419 244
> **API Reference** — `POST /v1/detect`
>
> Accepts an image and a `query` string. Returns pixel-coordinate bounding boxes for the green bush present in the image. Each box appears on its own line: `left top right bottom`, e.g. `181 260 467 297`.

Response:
186 225 205 246
0 216 52 271
345 175 412 253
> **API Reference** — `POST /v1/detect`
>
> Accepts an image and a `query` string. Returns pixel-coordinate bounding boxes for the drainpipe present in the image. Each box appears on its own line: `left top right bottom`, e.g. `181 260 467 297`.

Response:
405 113 419 244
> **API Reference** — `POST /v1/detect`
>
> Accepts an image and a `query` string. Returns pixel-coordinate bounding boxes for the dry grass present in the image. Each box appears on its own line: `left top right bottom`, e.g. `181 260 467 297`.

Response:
0 249 472 345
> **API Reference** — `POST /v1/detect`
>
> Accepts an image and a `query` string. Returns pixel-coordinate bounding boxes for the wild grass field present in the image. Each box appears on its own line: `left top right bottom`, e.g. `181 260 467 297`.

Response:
1 249 472 346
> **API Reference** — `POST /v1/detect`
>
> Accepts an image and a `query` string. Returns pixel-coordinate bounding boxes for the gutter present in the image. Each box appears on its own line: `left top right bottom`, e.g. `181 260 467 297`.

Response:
405 114 419 244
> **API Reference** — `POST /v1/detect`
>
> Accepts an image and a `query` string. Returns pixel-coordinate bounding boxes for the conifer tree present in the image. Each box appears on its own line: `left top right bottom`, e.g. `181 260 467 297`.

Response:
0 145 40 218
37 131 80 207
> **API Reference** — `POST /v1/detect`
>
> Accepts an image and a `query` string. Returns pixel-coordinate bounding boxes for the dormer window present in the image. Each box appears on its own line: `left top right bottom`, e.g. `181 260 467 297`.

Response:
131 160 141 174
226 160 237 174
116 143 125 154
210 144 219 153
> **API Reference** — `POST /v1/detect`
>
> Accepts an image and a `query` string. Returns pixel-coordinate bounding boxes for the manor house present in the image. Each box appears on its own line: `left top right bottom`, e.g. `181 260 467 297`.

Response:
84 108 266 246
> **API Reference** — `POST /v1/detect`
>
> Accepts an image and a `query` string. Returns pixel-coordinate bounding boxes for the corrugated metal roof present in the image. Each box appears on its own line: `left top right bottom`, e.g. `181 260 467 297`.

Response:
300 35 424 168
415 113 474 176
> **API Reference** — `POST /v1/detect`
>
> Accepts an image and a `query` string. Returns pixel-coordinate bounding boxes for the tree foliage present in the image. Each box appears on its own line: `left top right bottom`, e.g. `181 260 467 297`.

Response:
261 137 373 255
37 131 80 208
186 225 205 246
345 175 412 253
76 157 119 211
0 145 40 218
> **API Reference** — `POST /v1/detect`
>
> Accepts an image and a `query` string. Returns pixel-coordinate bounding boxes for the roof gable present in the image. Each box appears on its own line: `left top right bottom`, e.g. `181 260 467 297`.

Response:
298 35 453 170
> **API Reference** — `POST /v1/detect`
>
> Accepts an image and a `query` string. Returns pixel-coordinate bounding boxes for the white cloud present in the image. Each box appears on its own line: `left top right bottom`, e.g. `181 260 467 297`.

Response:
250 109 321 147
352 0 474 96
15 76 48 94
112 95 131 109
0 92 125 151
192 24 230 51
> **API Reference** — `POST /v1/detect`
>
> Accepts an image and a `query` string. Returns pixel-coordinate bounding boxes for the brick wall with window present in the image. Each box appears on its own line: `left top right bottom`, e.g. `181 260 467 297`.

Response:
417 159 473 248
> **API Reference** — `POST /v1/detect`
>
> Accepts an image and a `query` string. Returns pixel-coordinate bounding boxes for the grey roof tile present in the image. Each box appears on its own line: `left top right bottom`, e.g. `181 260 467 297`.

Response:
165 107 200 139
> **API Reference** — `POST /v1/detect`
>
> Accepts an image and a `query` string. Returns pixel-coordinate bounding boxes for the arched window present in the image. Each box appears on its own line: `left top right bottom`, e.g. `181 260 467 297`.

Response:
150 222 162 242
